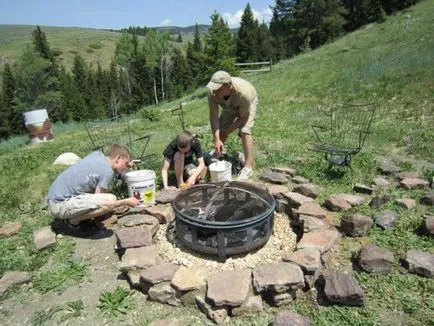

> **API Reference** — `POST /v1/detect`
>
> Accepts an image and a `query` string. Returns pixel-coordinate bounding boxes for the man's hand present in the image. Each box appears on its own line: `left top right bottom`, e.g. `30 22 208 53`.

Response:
126 197 140 207
214 139 224 157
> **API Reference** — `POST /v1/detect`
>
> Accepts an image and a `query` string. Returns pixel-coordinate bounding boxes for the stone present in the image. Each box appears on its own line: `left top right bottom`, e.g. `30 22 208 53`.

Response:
296 202 328 219
334 193 366 207
396 171 423 180
340 215 373 237
403 250 434 278
115 226 153 249
323 270 364 306
149 319 180 326
148 281 182 306
297 228 340 254
273 310 311 326
395 198 416 210
372 177 391 189
375 210 399 229
231 295 263 316
369 194 390 209
118 214 159 235
171 266 206 291
271 290 297 306
0 271 32 295
298 215 330 232
420 192 434 205
126 270 141 288
267 184 290 199
353 183 373 194
282 248 321 274
252 262 304 293
357 243 394 274
140 263 179 285
422 216 434 236
378 160 400 175
324 195 352 211
141 204 174 224
275 199 289 213
180 287 206 306
292 176 309 184
293 184 321 199
207 269 252 307
282 192 314 208
270 167 297 176
119 246 160 271
96 214 119 229
260 169 290 184
195 296 228 325
0 222 22 238
155 188 179 204
33 226 56 251
52 152 81 166
400 178 429 190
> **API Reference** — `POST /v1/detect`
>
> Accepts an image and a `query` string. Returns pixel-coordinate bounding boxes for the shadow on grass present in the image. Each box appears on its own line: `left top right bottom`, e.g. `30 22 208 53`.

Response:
51 219 113 239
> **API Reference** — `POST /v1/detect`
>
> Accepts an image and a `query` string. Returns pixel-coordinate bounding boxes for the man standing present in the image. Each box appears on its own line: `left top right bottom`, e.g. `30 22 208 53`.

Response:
206 70 258 180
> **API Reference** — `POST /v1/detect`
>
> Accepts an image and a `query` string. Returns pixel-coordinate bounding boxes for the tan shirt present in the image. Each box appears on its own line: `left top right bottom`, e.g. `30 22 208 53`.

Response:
208 77 257 118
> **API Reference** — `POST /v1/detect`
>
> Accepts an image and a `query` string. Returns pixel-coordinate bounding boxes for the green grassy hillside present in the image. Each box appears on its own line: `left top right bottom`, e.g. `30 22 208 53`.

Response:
0 25 127 70
0 1 433 325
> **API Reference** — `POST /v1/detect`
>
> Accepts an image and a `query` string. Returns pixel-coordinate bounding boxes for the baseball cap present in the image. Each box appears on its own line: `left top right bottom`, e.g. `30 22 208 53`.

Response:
206 71 232 91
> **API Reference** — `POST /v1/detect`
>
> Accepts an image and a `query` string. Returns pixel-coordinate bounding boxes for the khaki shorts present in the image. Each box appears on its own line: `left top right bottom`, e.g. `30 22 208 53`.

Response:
48 193 115 220
219 96 257 135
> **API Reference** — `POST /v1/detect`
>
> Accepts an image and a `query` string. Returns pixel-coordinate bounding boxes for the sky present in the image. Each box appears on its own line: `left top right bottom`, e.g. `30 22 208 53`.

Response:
0 0 275 30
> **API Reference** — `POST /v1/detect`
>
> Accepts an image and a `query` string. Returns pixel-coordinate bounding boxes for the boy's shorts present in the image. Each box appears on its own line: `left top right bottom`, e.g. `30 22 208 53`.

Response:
48 193 115 220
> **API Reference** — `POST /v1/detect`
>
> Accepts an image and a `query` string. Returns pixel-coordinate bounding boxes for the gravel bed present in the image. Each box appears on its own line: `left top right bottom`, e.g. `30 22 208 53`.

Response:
154 212 297 278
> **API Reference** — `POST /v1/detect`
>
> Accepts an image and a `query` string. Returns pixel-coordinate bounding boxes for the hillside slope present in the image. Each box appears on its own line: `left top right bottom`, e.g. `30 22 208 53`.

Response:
0 25 127 70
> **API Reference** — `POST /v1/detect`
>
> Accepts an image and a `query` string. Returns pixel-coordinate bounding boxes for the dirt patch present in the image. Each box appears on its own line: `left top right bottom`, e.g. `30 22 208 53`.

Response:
0 213 296 325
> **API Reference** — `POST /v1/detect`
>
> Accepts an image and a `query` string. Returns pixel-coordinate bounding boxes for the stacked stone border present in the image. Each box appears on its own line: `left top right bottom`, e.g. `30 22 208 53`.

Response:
1 160 433 325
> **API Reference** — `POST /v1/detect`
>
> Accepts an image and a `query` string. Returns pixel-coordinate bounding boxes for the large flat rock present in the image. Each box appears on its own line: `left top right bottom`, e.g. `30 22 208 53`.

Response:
207 269 252 307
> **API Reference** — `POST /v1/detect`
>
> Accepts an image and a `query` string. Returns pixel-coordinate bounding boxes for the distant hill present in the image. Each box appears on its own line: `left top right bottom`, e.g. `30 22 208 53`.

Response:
0 23 239 71
0 25 128 70
152 24 210 35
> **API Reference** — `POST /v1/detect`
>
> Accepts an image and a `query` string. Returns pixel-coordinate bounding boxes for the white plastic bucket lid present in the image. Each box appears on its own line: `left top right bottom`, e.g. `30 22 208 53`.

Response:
125 169 156 181
209 160 231 172
23 109 49 124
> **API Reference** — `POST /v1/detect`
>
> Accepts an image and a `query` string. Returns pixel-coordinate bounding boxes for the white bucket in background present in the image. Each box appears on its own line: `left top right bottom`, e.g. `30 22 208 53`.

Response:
23 109 54 145
125 170 156 206
209 160 232 182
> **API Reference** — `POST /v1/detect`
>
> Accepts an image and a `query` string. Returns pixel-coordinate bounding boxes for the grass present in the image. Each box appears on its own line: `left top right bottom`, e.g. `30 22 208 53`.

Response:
0 1 433 325
29 299 84 326
98 286 135 318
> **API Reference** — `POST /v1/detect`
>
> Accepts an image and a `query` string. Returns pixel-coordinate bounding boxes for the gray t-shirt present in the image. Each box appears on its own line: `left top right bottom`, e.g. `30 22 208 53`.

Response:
48 151 114 202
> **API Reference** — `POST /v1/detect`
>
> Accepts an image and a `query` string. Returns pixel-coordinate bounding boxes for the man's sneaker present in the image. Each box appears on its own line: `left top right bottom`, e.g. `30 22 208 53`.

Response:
237 167 253 181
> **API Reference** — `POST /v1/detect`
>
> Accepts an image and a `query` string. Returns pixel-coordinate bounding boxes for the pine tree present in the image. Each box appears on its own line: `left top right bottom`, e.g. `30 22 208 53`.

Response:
269 0 299 59
71 54 88 120
168 47 191 98
342 0 384 31
32 26 54 62
290 0 347 51
1 63 21 138
236 3 260 63
204 12 236 76
186 24 207 87
256 23 274 62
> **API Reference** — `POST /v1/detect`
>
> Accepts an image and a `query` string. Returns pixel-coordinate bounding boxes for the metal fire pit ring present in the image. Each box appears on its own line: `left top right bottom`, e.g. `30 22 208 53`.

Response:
172 181 275 260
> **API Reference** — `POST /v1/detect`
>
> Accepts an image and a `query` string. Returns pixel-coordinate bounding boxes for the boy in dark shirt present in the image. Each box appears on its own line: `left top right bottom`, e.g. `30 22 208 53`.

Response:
161 130 209 189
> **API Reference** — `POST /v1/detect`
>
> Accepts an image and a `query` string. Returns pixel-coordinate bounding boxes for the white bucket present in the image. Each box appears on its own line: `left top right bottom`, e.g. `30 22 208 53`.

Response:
125 170 156 206
23 109 54 144
209 160 232 182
